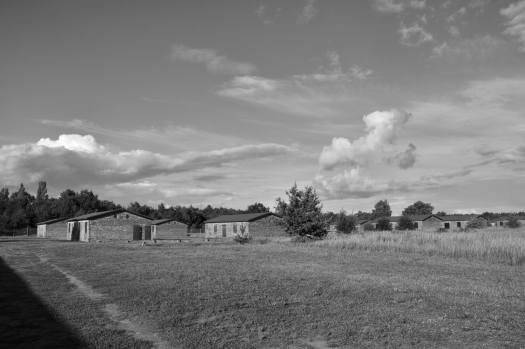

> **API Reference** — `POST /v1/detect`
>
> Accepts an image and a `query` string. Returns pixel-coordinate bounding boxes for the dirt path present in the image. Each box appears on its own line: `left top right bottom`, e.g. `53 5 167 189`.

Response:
36 253 175 349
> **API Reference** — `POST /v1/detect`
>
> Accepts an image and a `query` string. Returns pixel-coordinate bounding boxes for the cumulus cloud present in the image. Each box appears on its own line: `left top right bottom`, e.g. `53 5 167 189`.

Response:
0 134 295 187
500 0 525 51
399 22 433 46
319 109 413 171
297 0 318 24
314 168 472 199
387 143 418 169
171 44 257 75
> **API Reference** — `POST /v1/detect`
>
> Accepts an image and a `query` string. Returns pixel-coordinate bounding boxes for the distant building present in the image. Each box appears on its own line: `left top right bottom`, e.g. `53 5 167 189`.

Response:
370 215 442 230
37 217 70 239
204 212 284 238
439 215 487 229
66 209 153 242
494 216 525 227
151 218 188 238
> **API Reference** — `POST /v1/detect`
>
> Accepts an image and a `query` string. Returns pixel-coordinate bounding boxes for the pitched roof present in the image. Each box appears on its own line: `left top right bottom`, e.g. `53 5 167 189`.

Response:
151 218 187 226
496 216 525 221
356 219 369 225
203 212 281 224
439 215 485 221
66 209 152 222
37 217 70 225
370 214 436 223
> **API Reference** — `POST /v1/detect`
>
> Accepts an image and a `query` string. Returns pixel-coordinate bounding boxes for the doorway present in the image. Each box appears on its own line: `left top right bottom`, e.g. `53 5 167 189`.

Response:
222 225 227 237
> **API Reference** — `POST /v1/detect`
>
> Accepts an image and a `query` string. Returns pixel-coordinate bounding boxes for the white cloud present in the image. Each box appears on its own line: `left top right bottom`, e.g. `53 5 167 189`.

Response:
297 0 318 24
0 135 295 187
469 0 488 9
373 0 405 13
447 7 467 23
314 168 472 199
319 109 413 171
350 65 374 80
501 0 525 51
399 22 433 46
448 25 460 37
409 0 426 10
255 4 267 18
171 44 257 75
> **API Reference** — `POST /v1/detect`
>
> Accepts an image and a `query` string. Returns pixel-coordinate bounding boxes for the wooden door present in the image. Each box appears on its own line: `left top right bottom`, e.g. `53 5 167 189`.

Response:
144 225 152 240
133 225 143 240
222 225 227 237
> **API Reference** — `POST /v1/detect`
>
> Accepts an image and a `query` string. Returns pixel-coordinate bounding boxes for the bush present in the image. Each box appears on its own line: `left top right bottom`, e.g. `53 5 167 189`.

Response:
291 235 322 243
397 215 415 231
336 209 356 234
279 184 327 238
233 234 253 244
506 216 521 228
363 222 375 231
375 217 392 231
465 217 485 230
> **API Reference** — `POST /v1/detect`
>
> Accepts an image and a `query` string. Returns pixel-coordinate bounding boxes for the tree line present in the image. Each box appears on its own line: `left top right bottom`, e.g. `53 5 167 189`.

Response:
0 182 270 232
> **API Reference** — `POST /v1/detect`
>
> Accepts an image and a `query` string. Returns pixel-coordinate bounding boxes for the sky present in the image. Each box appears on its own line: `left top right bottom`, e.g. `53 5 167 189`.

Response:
1 0 525 215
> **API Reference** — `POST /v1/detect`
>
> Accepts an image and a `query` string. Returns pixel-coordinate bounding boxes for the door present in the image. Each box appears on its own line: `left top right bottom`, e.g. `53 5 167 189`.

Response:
222 225 227 237
133 225 143 240
144 225 152 240
71 222 80 241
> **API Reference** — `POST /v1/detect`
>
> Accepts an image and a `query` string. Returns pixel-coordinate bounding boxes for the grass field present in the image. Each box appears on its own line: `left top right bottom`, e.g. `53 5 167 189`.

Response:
1 235 525 348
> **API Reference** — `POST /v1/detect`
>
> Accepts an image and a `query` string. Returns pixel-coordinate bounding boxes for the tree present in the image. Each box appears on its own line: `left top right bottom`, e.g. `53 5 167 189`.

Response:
397 215 415 230
506 216 521 228
274 197 288 216
435 211 447 217
402 201 434 216
336 208 356 234
371 200 392 219
246 202 270 213
280 184 327 238
375 217 392 231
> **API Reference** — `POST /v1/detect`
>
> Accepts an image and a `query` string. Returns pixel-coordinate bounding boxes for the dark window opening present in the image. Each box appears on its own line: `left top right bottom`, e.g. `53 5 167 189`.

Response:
444 223 450 229
500 221 503 226
214 224 217 233
233 224 237 233
414 222 418 228
113 214 117 218
125 214 129 219
457 222 461 228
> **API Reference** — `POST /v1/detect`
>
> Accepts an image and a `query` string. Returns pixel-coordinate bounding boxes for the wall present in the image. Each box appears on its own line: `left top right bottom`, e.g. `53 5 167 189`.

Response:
205 222 245 238
87 213 152 242
154 221 188 238
249 216 286 237
45 222 69 239
421 216 443 230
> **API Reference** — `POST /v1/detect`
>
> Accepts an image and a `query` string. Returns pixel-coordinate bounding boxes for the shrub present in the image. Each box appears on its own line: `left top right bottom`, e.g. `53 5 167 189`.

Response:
506 216 521 228
291 235 322 243
465 217 485 230
279 184 327 238
397 215 415 231
375 217 392 231
336 208 356 234
233 234 252 244
363 222 375 231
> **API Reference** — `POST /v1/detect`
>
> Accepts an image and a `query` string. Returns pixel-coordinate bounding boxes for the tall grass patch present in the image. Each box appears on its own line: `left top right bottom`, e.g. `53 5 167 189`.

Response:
312 228 525 265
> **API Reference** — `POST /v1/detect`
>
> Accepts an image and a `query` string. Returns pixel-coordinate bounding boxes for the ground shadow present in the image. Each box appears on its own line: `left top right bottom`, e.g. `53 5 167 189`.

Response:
0 257 88 348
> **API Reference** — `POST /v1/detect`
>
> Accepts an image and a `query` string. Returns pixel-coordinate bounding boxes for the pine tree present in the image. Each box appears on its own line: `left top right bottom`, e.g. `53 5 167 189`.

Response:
280 184 327 238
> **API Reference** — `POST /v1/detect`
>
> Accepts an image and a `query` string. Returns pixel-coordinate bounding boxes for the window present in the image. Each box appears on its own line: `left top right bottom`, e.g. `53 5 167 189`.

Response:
457 222 461 228
414 222 418 229
233 224 237 233
214 224 217 233
500 221 504 226
113 214 117 218
125 214 129 219
444 223 450 229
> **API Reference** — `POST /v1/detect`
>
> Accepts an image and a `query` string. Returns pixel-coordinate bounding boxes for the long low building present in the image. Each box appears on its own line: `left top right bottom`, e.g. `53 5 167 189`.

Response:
37 217 70 239
203 212 285 238
66 209 153 242
151 218 188 238
494 216 525 227
368 214 488 230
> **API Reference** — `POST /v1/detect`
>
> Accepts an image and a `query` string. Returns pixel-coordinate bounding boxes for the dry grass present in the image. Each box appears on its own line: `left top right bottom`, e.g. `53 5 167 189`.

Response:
311 227 525 265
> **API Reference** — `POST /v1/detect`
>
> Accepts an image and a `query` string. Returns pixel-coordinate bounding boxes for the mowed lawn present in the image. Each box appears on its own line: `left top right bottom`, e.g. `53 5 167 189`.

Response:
1 237 525 349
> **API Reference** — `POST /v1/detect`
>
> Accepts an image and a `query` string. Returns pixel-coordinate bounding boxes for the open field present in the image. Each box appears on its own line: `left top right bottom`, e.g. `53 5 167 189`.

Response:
1 236 525 348
314 227 525 266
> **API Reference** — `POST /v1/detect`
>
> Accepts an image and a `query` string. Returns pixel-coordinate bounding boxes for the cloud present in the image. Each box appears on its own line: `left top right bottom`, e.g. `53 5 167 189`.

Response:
171 44 257 75
297 0 318 24
448 25 460 37
387 143 418 169
431 35 506 61
314 168 472 199
500 0 525 51
373 0 405 13
399 22 433 46
350 65 374 80
217 75 346 117
469 0 488 9
0 134 295 187
318 109 413 171
447 7 467 23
